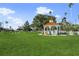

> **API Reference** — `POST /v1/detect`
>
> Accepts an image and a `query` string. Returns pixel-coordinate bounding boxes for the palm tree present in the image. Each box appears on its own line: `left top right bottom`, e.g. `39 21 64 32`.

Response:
49 11 52 15
49 11 56 23
77 14 79 24
64 12 67 17
0 22 2 31
9 26 12 30
0 22 2 28
49 11 52 19
74 14 79 30
63 12 68 23
68 3 73 8
68 3 74 23
5 21 8 29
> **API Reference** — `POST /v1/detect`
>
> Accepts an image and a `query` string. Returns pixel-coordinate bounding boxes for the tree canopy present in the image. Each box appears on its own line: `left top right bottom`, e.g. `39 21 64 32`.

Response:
32 14 56 30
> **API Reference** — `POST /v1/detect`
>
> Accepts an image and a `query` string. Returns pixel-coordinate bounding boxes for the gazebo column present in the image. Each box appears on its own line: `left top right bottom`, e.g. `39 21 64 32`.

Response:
49 26 52 35
57 25 60 35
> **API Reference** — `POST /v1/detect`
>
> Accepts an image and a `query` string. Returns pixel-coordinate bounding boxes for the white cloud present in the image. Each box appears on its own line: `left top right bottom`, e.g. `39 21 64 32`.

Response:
7 16 24 30
55 15 60 18
7 16 24 25
0 8 15 16
0 8 24 30
36 7 53 15
55 15 61 23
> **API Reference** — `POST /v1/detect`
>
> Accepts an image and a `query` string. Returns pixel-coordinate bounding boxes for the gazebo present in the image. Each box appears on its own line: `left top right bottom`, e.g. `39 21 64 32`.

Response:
43 20 62 35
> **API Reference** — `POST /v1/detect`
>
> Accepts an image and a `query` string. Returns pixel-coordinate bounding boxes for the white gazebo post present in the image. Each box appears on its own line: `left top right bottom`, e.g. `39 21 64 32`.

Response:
57 25 60 35
49 26 52 35
43 26 46 35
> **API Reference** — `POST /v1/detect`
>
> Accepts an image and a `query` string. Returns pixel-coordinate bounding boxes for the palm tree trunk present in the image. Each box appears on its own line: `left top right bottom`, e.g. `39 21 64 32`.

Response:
70 8 72 24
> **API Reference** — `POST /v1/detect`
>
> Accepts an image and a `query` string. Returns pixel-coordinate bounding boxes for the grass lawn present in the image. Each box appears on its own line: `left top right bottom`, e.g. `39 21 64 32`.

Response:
0 31 79 56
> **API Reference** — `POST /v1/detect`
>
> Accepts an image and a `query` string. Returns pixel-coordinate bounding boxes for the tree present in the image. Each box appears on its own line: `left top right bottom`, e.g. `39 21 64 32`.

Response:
17 26 23 31
9 26 12 30
0 22 3 31
32 14 56 31
0 22 2 28
78 14 79 19
77 14 79 24
5 21 8 29
68 3 74 8
68 3 74 23
49 11 52 15
62 17 67 23
61 17 72 31
72 14 79 30
23 21 31 31
5 21 8 24
9 26 14 31
64 12 67 17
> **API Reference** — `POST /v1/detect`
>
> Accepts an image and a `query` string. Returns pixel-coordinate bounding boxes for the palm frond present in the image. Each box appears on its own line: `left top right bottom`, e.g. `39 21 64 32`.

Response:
68 3 74 8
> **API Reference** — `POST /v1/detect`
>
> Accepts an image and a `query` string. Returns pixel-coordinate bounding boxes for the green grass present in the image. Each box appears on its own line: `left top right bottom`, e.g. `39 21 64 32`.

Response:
0 31 79 56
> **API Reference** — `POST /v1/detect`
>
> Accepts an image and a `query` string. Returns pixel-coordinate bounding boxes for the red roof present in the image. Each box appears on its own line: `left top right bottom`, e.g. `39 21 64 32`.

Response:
45 22 59 26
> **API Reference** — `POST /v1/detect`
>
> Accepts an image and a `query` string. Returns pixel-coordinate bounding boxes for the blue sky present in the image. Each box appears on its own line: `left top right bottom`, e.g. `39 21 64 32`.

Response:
0 3 79 29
